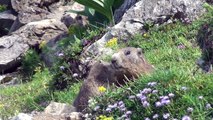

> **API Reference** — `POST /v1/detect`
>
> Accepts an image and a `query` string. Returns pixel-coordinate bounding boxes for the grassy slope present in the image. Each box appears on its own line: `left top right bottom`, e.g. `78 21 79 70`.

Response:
0 3 212 120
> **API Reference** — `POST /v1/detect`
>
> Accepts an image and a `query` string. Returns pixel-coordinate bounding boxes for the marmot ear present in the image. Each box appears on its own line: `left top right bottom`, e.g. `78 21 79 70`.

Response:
137 48 142 55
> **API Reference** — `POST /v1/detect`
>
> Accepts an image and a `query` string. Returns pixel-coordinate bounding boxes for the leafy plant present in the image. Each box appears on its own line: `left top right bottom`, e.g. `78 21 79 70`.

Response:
22 49 42 76
0 5 7 12
72 0 123 25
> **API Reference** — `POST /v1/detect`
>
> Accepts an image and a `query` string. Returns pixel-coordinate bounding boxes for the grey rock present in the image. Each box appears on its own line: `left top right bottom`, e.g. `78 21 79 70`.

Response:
44 102 76 115
0 19 68 73
0 10 17 36
10 113 32 120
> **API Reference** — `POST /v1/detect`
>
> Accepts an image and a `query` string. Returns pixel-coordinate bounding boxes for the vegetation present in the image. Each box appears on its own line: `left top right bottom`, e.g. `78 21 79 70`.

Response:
71 0 123 25
0 5 6 12
0 2 212 120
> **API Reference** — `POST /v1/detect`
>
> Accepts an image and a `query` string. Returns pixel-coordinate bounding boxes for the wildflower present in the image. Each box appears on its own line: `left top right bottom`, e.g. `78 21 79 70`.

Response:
163 113 170 119
105 37 118 48
177 44 186 49
118 101 124 106
72 73 78 78
141 88 152 94
182 115 191 120
198 96 203 100
58 53 64 57
168 93 175 98
125 111 132 115
181 86 188 91
139 95 147 101
106 108 112 112
144 117 150 120
155 101 162 107
39 40 47 49
0 103 4 108
142 101 150 108
143 33 148 37
128 95 136 99
162 96 169 100
59 66 65 70
94 106 100 111
161 99 171 105
98 86 106 92
147 82 157 87
152 90 158 94
206 103 212 110
153 114 159 119
187 107 193 113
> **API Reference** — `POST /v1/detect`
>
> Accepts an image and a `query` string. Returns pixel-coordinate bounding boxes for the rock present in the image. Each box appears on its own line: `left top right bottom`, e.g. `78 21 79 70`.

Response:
114 0 137 23
32 102 81 120
10 113 32 120
44 102 76 115
82 0 205 60
0 19 68 73
0 10 17 36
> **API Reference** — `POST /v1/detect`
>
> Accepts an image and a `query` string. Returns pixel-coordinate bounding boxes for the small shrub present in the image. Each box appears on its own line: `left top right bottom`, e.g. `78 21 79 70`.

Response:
22 49 42 76
0 5 7 12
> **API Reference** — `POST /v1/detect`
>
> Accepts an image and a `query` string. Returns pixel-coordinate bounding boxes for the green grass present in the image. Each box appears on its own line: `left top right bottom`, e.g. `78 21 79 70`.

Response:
0 68 81 119
0 3 212 120
86 4 213 120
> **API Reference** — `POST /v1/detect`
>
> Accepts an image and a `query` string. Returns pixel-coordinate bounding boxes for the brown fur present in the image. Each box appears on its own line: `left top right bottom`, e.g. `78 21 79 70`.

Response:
73 47 154 112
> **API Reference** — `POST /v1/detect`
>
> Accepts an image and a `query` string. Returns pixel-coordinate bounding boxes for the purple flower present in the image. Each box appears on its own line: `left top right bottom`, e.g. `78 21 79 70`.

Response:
152 90 158 94
181 86 188 91
128 95 136 99
182 115 191 120
161 99 171 105
147 82 157 87
126 111 132 115
187 107 193 113
163 113 170 119
155 101 162 107
141 88 152 94
153 114 159 119
168 93 175 98
58 53 64 57
144 118 150 120
106 108 111 112
121 107 126 111
206 103 212 110
59 66 65 70
118 101 124 106
198 96 203 100
119 104 125 109
139 95 147 101
177 44 186 49
94 106 100 111
142 101 150 108
162 96 169 100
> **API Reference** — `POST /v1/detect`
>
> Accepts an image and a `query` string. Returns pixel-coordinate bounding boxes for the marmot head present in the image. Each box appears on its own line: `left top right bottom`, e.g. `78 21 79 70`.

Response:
111 47 154 78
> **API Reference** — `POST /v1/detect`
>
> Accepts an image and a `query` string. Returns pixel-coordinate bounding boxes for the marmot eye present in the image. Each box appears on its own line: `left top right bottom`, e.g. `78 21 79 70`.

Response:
124 50 131 55
138 51 142 55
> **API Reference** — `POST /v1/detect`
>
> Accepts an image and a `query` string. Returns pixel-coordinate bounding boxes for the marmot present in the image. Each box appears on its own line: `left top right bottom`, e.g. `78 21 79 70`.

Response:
73 47 154 112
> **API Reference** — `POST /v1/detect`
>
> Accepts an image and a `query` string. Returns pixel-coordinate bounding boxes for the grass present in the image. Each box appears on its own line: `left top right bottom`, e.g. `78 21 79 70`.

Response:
85 4 213 120
0 3 212 120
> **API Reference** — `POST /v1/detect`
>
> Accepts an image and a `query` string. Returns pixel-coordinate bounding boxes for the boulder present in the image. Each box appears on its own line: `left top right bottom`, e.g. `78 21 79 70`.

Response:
82 0 206 60
10 113 32 120
0 10 17 36
0 19 68 73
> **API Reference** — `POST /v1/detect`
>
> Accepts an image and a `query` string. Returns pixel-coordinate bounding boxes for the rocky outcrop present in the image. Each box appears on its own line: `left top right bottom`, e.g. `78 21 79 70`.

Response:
82 0 206 60
0 19 68 73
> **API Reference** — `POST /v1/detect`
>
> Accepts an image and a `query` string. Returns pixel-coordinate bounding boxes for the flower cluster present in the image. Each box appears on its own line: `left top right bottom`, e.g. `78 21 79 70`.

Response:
105 37 118 48
98 86 107 93
104 101 132 120
96 115 113 120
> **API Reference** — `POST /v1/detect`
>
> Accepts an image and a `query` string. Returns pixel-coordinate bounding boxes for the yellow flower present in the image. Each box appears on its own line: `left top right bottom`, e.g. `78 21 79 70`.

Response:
105 37 118 48
34 66 41 73
0 103 4 108
39 40 47 49
97 115 113 120
143 33 148 37
98 86 106 93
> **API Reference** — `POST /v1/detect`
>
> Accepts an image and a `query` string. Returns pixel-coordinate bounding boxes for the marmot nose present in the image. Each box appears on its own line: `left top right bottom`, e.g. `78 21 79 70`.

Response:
111 58 117 64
